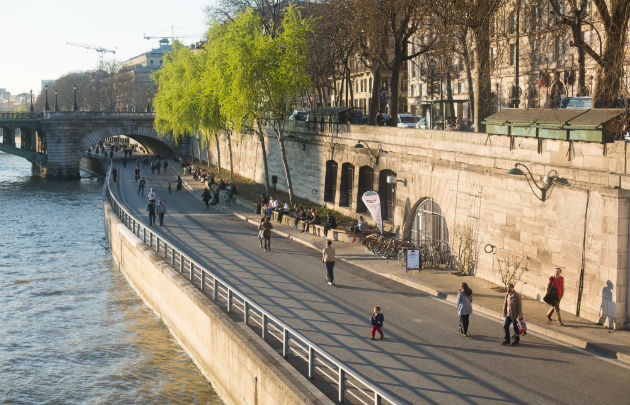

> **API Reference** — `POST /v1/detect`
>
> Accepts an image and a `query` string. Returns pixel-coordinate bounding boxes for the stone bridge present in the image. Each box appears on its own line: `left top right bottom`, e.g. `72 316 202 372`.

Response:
0 111 183 178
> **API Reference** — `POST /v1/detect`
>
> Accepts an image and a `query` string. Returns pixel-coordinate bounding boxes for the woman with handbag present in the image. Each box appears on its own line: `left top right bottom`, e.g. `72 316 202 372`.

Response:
546 267 564 326
457 283 473 337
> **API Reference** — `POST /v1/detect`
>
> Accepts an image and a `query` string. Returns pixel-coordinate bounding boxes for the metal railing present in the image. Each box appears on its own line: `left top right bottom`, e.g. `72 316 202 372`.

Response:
0 112 43 120
0 111 155 120
104 165 399 405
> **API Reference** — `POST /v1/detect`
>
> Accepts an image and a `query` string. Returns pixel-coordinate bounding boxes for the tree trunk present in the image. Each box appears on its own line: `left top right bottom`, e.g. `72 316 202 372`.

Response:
369 66 381 125
214 132 221 178
256 122 270 198
206 137 212 169
473 23 492 132
461 34 475 123
446 72 455 118
190 132 196 162
593 23 628 107
226 130 234 183
197 135 203 164
348 68 354 107
272 120 295 203
388 53 402 125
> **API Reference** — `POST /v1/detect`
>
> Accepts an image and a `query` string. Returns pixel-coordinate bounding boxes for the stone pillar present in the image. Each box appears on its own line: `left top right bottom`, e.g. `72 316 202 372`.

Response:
38 120 82 179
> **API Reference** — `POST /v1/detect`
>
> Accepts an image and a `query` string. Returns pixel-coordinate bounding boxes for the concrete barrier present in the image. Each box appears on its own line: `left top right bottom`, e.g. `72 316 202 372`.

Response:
104 201 331 405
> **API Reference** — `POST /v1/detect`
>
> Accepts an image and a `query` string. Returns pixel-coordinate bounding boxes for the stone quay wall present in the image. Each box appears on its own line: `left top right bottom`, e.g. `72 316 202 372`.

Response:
104 202 330 405
190 122 630 329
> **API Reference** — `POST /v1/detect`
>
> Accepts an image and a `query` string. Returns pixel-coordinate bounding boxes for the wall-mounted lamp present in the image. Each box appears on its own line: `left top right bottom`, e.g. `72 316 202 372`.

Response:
507 163 565 201
386 175 407 186
353 140 383 165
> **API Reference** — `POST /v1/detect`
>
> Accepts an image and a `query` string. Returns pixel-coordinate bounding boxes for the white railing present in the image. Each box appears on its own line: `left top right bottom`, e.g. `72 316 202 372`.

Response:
104 164 400 405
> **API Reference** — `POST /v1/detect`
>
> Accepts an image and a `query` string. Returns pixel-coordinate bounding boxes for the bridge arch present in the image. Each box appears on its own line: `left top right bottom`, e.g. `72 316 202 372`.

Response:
80 126 180 156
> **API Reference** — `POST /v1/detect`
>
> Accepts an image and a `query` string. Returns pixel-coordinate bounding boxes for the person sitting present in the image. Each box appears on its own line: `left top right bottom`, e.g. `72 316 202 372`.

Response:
294 208 306 229
302 209 320 234
352 216 366 242
263 196 273 217
276 200 289 223
323 211 337 237
300 208 313 233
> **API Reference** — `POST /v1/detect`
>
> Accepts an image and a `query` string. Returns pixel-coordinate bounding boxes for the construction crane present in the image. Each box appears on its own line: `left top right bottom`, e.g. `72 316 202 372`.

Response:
143 26 199 43
66 41 116 67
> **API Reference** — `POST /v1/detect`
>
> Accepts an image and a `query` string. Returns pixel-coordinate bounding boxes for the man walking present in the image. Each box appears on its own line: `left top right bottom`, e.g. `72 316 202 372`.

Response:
501 283 523 346
137 177 146 195
262 217 273 252
156 200 166 226
322 240 336 286
546 267 564 326
147 200 156 226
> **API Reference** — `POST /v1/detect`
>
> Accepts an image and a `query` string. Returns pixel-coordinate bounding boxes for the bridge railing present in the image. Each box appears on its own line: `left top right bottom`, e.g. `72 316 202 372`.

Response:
0 112 43 120
104 163 400 405
42 111 155 119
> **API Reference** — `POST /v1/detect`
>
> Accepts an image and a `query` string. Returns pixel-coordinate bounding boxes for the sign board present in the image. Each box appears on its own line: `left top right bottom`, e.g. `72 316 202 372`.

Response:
361 190 383 234
406 249 420 271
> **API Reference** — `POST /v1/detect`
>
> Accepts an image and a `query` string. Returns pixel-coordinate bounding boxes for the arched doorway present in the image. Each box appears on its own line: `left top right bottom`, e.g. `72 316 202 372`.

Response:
378 169 396 220
339 163 354 207
410 198 449 246
356 165 374 213
324 160 338 202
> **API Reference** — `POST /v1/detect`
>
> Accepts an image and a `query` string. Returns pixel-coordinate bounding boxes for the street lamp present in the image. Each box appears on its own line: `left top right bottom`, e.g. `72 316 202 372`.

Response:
353 140 383 165
507 163 564 201
54 89 58 112
73 84 78 111
29 89 34 112
44 84 50 112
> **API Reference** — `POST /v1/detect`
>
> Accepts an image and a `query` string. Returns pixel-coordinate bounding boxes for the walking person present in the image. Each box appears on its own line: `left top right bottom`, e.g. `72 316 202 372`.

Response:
156 200 166 226
147 200 156 226
370 306 384 340
457 282 473 337
156 160 161 175
176 175 183 192
112 167 118 183
168 183 172 194
201 188 211 208
257 217 265 249
262 216 273 251
147 188 156 203
501 283 523 346
163 160 168 174
137 177 146 195
322 240 336 286
134 167 140 182
546 267 564 326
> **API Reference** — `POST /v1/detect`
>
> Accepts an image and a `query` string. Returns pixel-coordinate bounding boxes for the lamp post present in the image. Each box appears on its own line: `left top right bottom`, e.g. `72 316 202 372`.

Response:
44 84 50 112
54 89 58 112
29 89 34 112
353 140 383 165
507 163 563 201
73 84 78 111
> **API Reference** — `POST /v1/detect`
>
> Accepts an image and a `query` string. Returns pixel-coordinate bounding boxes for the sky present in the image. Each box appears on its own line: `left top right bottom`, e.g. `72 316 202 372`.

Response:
0 0 213 95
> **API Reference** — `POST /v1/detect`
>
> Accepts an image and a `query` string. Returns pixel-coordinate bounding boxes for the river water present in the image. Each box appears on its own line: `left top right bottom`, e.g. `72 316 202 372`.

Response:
0 152 222 404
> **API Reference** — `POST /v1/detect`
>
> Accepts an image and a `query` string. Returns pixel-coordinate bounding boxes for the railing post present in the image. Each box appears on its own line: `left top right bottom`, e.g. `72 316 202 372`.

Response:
308 346 314 379
143 228 146 244
156 238 159 253
338 367 345 403
189 261 194 281
179 254 184 273
374 392 382 405
261 313 267 340
170 248 174 265
149 233 153 248
200 271 205 291
282 328 289 358
227 289 232 312
212 278 218 301
243 301 248 325
165 245 168 259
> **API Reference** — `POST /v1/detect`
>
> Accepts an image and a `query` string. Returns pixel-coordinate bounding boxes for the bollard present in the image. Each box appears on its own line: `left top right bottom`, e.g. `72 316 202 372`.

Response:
261 314 267 340
338 368 345 403
282 328 289 358
308 346 315 379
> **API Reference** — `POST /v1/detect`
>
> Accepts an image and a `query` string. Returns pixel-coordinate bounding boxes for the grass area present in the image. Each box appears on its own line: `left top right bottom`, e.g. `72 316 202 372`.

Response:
197 162 358 231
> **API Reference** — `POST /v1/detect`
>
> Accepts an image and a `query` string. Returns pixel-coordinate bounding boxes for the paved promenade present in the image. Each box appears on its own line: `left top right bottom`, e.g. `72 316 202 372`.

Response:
110 157 630 405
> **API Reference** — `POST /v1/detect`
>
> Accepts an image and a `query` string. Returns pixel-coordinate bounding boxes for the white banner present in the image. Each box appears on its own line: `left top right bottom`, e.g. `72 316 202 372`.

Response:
362 191 383 234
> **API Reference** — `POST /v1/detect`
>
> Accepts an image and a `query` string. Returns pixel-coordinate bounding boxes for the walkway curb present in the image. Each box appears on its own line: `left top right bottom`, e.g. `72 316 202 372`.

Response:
181 175 630 365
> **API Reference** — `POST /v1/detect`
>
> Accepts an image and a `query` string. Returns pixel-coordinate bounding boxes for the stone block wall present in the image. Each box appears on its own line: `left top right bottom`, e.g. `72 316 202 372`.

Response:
189 123 630 329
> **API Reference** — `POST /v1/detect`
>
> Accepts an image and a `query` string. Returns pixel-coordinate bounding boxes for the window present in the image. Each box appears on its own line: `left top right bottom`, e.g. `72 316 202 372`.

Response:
324 160 338 203
339 163 354 207
378 170 396 221
457 82 462 94
410 85 416 97
410 198 449 247
419 83 423 97
510 44 516 65
356 166 374 213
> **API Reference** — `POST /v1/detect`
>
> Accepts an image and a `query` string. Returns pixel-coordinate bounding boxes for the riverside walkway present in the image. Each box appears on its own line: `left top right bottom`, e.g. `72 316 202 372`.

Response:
109 157 630 405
